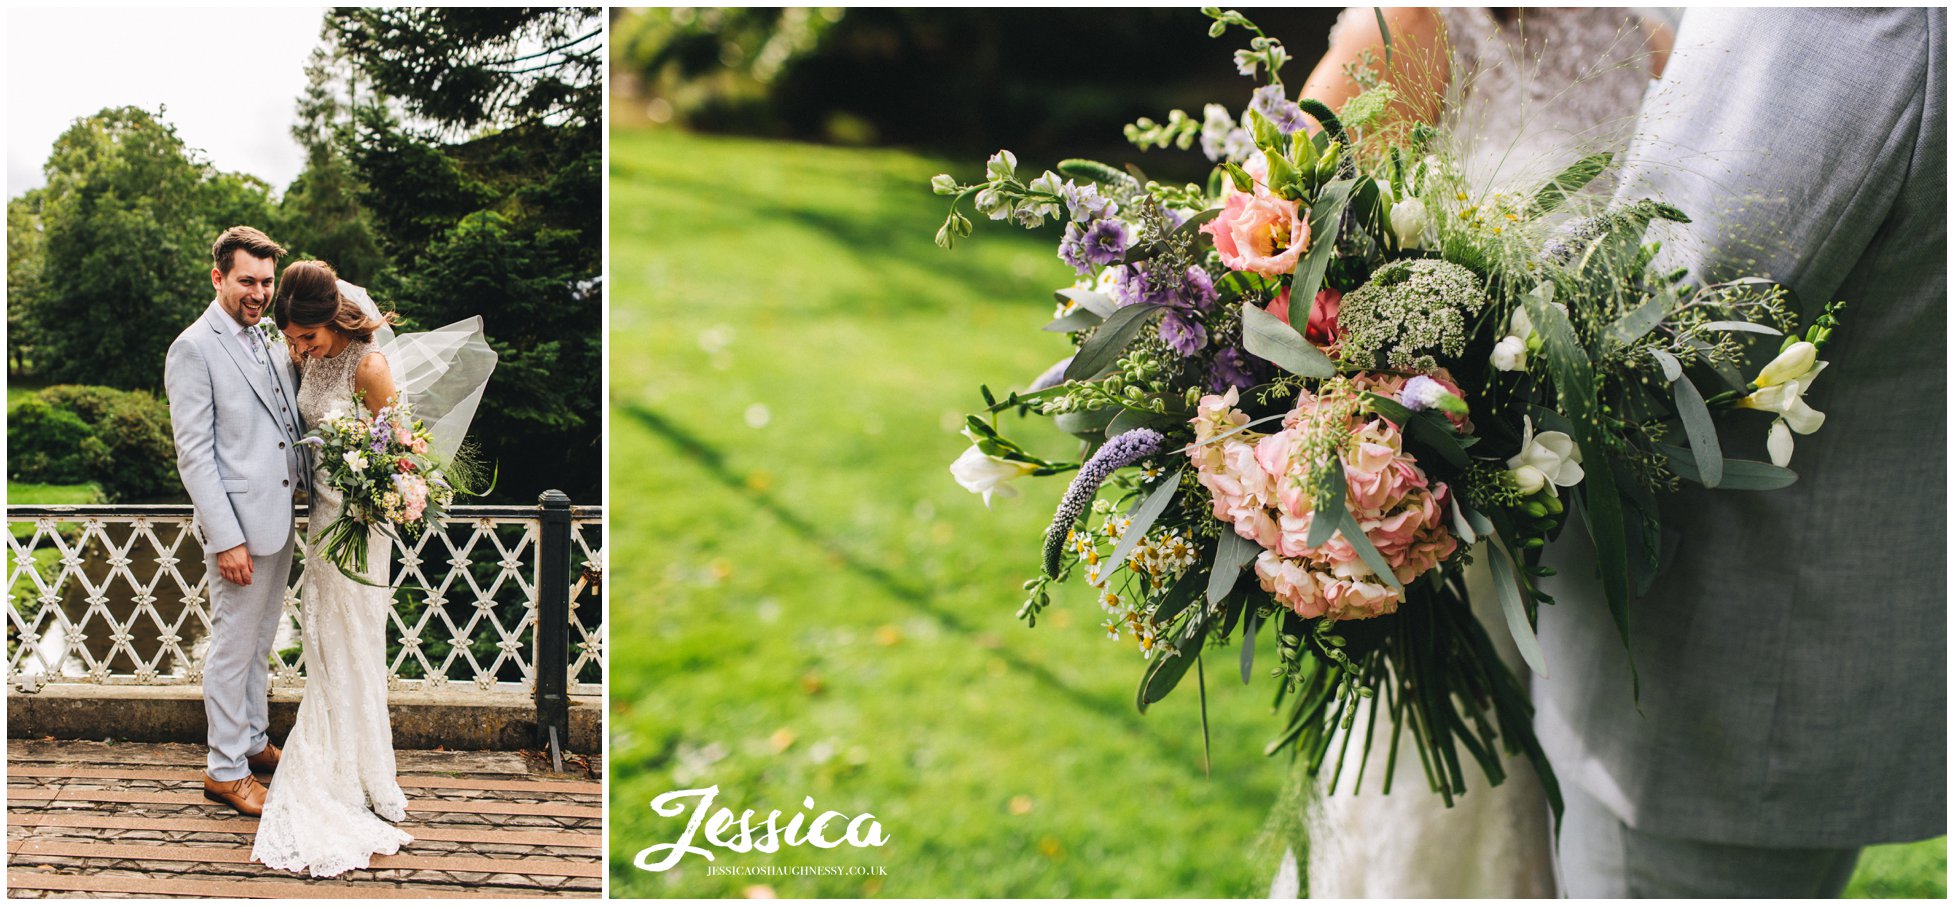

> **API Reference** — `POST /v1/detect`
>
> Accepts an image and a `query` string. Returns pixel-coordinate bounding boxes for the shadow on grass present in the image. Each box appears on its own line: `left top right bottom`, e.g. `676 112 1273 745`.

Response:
621 401 1276 813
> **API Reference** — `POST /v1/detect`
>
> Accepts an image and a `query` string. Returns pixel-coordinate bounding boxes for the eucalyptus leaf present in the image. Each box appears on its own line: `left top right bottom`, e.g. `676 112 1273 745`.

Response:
1307 457 1348 549
1208 530 1261 605
1139 586 1215 711
1242 301 1336 378
1106 466 1183 572
1671 372 1724 488
1337 508 1402 594
1107 405 1174 439
1063 303 1163 382
1602 294 1668 349
1650 348 1683 382
1055 288 1118 318
1699 320 1782 336
1239 605 1262 684
1053 406 1119 439
1486 540 1549 677
1043 308 1105 333
1657 444 1798 490
1449 498 1478 545
1292 178 1356 307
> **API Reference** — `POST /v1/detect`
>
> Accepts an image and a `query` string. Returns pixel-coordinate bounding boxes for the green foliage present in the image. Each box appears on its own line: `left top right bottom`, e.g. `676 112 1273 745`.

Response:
8 192 49 375
7 398 93 484
8 385 178 503
20 107 273 390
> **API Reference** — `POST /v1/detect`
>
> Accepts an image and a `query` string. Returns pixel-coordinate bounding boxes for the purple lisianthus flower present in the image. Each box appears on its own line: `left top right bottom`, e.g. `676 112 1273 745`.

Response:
1058 222 1092 276
1180 265 1217 312
1251 84 1308 136
1159 310 1209 358
1061 181 1115 223
1082 220 1130 266
1206 346 1262 393
1112 264 1167 308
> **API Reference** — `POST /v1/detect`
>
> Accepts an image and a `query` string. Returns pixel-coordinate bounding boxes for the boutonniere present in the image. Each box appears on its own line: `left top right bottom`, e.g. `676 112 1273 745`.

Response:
256 321 284 346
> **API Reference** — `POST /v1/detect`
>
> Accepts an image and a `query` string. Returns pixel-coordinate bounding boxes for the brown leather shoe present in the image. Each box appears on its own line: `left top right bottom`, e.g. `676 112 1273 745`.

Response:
247 741 281 774
203 773 267 817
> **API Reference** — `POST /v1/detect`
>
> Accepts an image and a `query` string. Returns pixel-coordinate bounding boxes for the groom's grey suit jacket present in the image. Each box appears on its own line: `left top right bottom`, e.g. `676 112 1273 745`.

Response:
165 301 307 556
1535 7 1946 849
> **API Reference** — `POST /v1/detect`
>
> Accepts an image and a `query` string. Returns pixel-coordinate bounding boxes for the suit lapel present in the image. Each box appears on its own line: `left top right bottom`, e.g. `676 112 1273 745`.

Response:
204 305 283 426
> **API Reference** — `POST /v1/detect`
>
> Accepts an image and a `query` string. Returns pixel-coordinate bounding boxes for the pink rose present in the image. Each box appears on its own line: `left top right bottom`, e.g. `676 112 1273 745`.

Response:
410 437 429 455
1202 192 1309 277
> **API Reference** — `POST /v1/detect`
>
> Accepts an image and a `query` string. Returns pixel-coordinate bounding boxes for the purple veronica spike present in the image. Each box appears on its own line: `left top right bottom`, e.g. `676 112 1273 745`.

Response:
1042 428 1164 577
1082 220 1130 266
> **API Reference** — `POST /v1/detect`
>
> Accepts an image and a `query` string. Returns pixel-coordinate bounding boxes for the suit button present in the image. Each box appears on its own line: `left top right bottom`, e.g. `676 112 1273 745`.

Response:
283 479 291 487
278 441 286 449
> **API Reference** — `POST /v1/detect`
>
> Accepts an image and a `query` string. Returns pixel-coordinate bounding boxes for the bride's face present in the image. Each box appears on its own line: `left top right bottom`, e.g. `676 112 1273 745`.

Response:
282 322 348 360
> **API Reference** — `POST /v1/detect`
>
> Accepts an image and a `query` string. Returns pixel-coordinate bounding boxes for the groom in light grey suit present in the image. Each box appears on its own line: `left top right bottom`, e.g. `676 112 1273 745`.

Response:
1536 8 1945 896
164 226 310 817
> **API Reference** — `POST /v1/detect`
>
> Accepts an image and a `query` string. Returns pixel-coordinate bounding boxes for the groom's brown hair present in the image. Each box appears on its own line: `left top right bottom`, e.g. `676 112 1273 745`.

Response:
211 226 286 275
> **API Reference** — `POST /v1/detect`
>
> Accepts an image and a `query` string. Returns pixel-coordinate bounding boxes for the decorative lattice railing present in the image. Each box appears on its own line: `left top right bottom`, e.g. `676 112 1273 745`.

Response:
6 494 603 712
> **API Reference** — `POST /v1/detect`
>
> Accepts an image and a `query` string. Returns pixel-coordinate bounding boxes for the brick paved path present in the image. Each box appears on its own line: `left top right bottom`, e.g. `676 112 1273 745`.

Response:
7 739 601 898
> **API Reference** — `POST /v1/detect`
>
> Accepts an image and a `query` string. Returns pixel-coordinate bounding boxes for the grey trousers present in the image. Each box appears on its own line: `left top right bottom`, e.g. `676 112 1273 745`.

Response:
1556 782 1863 897
203 535 294 781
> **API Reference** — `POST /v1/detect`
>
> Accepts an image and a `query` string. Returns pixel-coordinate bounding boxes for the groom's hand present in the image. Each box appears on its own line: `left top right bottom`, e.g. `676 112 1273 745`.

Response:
216 544 253 586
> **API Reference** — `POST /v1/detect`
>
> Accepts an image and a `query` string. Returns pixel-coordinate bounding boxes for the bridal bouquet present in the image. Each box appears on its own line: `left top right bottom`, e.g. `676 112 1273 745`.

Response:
299 396 460 581
938 9 1843 819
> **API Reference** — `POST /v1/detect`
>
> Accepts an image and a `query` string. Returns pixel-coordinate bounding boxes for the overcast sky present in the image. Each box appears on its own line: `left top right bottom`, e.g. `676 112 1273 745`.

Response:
7 7 327 199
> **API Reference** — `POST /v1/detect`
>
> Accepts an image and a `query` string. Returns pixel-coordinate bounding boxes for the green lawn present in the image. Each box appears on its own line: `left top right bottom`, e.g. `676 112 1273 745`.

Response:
605 126 1944 898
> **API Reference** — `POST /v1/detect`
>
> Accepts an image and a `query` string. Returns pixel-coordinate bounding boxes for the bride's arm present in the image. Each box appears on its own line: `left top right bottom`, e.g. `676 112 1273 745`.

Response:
354 351 398 417
1298 7 1449 138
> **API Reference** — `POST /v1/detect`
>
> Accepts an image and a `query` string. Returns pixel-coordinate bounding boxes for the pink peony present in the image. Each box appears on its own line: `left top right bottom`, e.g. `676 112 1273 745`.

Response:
1202 191 1309 277
1186 379 1460 621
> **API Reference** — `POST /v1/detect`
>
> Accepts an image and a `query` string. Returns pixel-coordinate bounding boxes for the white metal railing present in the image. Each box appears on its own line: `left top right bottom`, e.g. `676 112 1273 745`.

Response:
6 499 602 699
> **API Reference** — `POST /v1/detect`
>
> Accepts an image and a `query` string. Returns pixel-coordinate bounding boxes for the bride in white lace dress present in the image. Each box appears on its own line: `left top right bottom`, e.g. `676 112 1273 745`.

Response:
252 260 414 877
1268 8 1674 898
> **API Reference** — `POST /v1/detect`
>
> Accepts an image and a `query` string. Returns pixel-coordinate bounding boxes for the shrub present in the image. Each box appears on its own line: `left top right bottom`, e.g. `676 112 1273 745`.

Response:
8 385 180 502
8 397 94 484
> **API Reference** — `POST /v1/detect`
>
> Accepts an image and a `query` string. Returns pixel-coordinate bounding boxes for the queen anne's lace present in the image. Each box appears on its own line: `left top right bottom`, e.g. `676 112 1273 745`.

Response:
253 337 414 878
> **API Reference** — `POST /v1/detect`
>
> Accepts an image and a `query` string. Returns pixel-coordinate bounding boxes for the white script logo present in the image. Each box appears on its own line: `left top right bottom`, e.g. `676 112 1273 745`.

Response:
633 785 891 872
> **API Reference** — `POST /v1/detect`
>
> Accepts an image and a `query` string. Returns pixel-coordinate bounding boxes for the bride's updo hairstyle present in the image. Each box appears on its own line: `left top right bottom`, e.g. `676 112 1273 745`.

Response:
271 260 397 340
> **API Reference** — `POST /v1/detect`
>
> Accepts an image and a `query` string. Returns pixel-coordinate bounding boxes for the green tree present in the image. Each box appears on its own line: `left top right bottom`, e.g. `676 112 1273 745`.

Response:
323 7 602 502
277 34 388 283
7 190 48 376
29 107 273 390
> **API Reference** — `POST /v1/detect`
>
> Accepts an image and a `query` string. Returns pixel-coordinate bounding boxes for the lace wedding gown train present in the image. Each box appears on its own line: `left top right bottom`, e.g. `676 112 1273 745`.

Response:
1271 7 1669 898
252 337 414 877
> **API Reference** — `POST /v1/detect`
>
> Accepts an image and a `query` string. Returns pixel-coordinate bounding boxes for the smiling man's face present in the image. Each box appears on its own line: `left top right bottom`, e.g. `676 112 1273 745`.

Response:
213 250 275 327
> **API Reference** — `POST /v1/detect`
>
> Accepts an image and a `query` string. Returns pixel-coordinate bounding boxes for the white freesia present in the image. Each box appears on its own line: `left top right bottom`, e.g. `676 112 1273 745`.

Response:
1739 353 1828 466
1389 198 1428 249
1754 341 1818 388
1741 373 1827 433
1490 335 1529 372
1766 419 1796 468
951 446 1036 507
1507 416 1584 496
344 451 369 473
